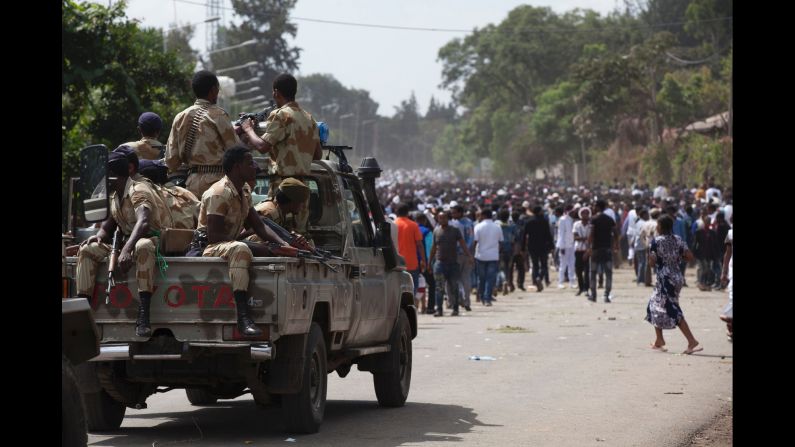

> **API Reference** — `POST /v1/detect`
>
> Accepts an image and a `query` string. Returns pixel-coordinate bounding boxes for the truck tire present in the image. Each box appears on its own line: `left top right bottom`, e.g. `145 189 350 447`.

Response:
185 388 218 406
373 309 412 407
281 322 327 434
84 389 126 431
62 355 87 447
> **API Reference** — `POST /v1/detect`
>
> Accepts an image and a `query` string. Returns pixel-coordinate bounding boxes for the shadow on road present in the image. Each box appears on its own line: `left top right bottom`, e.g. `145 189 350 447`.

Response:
90 399 499 446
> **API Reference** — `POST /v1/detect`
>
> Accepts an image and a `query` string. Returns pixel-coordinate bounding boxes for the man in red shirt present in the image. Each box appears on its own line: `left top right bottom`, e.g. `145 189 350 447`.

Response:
395 203 427 301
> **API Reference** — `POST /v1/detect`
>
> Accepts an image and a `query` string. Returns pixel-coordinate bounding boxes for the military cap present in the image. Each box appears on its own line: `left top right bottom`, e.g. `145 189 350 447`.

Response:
138 159 168 184
113 144 139 170
278 177 310 203
108 151 129 176
138 112 163 134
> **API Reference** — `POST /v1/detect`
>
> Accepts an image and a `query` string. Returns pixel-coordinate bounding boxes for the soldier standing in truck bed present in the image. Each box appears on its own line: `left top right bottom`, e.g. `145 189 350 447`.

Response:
165 70 240 199
236 73 322 237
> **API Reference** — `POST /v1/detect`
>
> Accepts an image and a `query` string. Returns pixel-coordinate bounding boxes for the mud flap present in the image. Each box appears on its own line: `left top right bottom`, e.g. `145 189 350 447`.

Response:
266 333 308 394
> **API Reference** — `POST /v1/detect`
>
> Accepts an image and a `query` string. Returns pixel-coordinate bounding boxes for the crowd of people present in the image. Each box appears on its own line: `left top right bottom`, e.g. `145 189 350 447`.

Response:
383 169 734 346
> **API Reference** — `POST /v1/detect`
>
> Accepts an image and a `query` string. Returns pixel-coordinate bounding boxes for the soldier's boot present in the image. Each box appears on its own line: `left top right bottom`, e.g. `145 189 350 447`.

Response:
135 292 153 337
234 291 263 337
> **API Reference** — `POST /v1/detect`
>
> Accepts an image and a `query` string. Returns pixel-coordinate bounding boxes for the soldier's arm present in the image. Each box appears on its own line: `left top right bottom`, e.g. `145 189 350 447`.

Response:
247 208 289 246
314 141 322 160
164 114 182 173
117 206 150 273
206 215 231 245
216 110 242 148
81 218 117 247
239 119 272 154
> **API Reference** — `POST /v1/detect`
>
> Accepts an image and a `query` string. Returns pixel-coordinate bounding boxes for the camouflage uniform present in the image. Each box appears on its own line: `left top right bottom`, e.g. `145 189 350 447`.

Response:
124 137 165 160
157 184 199 229
165 99 240 199
132 173 199 229
198 176 254 292
260 101 320 235
76 177 171 295
246 200 292 243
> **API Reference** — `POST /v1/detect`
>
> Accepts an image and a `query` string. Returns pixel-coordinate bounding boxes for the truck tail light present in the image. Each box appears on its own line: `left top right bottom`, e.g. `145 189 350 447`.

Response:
223 325 269 341
62 278 70 299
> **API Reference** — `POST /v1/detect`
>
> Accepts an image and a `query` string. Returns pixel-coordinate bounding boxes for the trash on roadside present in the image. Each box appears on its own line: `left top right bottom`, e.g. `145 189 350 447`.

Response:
285 438 296 442
468 355 496 361
607 317 616 321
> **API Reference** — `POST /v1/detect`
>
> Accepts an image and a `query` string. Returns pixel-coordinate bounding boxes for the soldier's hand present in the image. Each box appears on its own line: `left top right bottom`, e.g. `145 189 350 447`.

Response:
118 248 133 273
292 234 311 250
240 117 254 132
81 235 101 247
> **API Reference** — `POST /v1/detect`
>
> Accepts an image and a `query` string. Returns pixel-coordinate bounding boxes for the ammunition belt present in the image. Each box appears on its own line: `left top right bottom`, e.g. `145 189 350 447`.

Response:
188 165 224 174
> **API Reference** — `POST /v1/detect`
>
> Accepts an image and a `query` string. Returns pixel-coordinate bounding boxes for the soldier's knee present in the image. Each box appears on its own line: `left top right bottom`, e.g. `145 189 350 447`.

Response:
135 238 156 253
228 242 253 267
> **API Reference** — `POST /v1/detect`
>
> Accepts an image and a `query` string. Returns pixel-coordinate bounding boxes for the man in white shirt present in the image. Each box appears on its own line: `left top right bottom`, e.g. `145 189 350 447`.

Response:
653 182 668 199
472 209 503 307
632 208 650 285
706 183 722 203
556 205 576 289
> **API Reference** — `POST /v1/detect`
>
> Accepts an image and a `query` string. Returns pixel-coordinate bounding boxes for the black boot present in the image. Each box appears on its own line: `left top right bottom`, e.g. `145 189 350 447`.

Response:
136 292 152 337
234 291 262 337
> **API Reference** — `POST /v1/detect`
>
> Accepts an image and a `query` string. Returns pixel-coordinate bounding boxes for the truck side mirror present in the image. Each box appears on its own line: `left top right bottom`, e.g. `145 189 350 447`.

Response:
79 145 109 223
375 222 398 270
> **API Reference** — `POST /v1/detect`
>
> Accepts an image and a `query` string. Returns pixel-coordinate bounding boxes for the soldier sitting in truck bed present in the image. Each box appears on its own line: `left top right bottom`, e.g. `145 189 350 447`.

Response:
138 159 200 229
197 145 295 336
76 150 174 337
241 177 312 246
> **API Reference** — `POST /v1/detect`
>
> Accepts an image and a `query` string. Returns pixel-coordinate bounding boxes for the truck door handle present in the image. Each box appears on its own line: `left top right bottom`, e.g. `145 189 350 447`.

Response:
361 266 368 276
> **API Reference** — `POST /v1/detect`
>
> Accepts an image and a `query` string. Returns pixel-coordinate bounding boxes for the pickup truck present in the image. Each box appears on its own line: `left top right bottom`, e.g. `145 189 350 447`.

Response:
64 146 417 434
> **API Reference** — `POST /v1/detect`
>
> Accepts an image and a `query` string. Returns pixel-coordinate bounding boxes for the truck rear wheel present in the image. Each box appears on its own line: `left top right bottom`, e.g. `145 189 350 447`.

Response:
62 355 87 447
185 388 218 406
373 309 412 407
84 389 126 431
281 322 327 434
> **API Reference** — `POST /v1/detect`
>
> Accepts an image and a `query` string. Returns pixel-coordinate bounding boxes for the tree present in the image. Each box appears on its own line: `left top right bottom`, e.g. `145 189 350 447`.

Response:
209 0 301 116
62 0 196 227
165 24 198 68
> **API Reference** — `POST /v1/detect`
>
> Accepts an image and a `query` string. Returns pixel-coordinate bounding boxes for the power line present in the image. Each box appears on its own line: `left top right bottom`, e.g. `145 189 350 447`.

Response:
170 0 731 34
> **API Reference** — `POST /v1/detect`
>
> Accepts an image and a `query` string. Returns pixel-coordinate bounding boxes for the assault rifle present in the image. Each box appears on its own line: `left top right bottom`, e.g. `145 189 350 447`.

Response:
260 217 347 272
106 228 122 303
234 100 277 127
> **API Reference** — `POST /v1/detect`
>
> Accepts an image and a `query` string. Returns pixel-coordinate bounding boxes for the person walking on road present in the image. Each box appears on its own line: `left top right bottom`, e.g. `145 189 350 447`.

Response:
586 200 617 302
428 211 473 316
556 205 576 289
573 207 592 296
646 215 703 354
473 209 503 306
523 206 554 292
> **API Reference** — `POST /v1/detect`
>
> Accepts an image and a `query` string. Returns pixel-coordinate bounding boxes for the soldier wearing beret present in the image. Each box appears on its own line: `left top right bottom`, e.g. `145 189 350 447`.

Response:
76 149 173 337
123 112 166 160
245 177 311 245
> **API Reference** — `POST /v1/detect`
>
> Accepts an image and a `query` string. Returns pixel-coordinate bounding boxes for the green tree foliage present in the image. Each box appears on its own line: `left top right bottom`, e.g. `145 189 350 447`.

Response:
62 0 197 230
62 0 195 183
209 0 301 116
431 1 731 181
165 25 199 68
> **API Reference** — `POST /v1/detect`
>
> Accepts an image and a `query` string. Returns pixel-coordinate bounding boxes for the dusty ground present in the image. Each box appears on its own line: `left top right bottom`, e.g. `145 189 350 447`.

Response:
88 264 733 446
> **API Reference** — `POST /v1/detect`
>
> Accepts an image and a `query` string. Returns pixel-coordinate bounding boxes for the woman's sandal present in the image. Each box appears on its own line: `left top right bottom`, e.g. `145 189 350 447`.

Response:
682 344 703 355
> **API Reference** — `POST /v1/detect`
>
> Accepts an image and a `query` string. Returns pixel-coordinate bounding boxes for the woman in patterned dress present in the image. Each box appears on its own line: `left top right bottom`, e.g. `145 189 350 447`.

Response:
645 215 703 354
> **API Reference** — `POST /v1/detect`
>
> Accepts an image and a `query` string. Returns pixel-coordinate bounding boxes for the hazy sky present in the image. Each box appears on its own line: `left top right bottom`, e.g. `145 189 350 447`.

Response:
123 0 621 116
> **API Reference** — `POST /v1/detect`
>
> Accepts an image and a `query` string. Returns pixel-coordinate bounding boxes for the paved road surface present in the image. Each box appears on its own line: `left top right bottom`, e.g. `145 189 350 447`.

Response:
88 265 732 446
